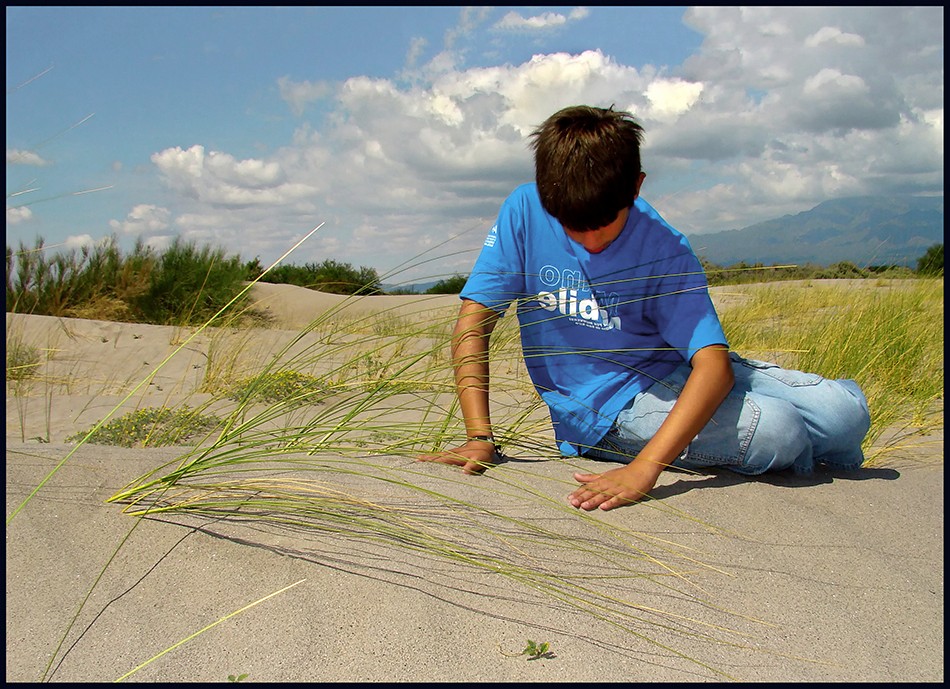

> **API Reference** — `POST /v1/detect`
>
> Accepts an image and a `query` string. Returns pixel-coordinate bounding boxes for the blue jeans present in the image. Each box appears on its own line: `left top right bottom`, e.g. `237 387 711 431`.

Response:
586 353 871 476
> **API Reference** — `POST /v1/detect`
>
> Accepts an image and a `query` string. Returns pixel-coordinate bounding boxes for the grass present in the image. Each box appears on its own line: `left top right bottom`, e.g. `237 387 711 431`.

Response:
6 319 59 442
5 266 944 681
65 405 224 448
6 330 41 381
101 277 941 677
718 278 943 463
6 235 257 326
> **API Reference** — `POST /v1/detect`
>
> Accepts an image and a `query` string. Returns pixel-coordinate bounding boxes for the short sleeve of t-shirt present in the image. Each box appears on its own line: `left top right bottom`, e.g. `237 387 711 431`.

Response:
460 192 529 312
638 232 726 365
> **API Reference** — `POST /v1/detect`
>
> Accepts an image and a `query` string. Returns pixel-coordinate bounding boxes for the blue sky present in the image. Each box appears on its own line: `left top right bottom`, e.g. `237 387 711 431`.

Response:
6 6 944 284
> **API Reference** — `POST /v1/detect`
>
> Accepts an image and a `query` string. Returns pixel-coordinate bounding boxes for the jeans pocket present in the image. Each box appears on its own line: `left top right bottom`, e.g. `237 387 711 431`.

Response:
681 394 761 469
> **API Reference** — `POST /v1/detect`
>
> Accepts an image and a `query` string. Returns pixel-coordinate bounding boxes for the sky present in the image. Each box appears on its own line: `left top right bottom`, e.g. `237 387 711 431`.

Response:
6 6 944 285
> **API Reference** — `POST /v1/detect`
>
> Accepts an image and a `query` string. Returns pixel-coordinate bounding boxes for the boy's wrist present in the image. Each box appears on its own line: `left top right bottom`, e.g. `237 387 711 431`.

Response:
628 455 668 477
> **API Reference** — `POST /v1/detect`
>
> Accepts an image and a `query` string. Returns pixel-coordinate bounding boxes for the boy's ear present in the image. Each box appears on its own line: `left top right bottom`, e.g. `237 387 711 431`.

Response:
633 171 646 198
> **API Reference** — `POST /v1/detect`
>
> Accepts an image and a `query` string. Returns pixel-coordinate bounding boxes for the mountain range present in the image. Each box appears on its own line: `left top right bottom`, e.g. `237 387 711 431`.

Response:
386 194 943 292
686 195 943 268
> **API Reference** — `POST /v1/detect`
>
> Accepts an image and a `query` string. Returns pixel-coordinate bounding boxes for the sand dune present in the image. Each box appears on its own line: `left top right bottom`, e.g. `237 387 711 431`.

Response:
5 280 944 683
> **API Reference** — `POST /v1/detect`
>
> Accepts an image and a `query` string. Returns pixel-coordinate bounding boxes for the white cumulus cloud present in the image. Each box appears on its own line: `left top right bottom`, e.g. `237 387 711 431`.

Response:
493 6 590 32
63 234 97 250
644 79 704 120
109 204 171 235
6 205 33 224
7 149 49 166
151 145 316 207
805 26 865 48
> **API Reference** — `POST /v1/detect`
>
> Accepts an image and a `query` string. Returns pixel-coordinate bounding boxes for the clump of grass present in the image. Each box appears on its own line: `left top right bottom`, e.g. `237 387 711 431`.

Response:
226 370 327 404
370 312 411 337
6 334 41 381
66 405 223 448
6 235 256 326
6 323 58 442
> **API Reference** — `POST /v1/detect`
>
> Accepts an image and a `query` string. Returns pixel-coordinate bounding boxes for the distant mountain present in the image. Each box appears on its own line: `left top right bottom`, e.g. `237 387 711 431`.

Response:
686 195 943 267
385 195 943 292
380 278 443 294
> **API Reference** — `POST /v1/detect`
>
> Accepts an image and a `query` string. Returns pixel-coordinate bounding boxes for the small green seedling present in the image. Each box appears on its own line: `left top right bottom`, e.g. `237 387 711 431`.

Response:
228 673 249 682
522 639 553 660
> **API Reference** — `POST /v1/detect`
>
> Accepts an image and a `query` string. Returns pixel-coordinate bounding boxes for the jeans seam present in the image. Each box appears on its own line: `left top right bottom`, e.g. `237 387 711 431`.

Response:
736 399 759 466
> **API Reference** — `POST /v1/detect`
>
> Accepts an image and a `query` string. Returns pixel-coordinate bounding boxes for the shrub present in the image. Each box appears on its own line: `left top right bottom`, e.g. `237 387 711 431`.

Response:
258 259 381 295
6 235 248 325
66 405 223 447
130 238 249 325
425 274 469 294
916 244 943 276
817 261 868 279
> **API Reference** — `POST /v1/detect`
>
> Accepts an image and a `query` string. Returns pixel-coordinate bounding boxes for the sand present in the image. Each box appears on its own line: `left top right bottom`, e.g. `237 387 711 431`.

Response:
5 281 944 683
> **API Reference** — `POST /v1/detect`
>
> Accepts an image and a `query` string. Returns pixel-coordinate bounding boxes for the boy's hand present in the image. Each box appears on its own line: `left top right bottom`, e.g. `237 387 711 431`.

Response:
569 461 662 511
417 440 498 475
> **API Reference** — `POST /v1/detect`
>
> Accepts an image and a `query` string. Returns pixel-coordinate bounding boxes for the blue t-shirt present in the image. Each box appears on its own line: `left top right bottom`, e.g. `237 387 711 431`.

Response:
461 183 728 457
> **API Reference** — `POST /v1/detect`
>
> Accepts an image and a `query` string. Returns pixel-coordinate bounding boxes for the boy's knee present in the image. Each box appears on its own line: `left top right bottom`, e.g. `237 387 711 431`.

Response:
829 379 871 440
808 378 870 468
739 398 812 474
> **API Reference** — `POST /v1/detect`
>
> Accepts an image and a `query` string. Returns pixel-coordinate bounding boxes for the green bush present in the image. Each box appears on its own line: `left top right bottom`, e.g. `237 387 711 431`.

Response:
916 244 943 276
6 236 141 318
817 261 868 279
258 258 381 295
425 274 469 294
131 237 249 325
6 236 248 325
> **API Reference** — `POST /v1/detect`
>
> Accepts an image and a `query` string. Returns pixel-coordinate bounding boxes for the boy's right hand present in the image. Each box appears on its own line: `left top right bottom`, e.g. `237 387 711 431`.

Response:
417 440 499 475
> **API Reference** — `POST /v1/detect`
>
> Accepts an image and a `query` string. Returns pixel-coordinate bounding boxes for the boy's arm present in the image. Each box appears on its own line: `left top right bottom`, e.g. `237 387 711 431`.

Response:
417 298 501 474
569 345 734 511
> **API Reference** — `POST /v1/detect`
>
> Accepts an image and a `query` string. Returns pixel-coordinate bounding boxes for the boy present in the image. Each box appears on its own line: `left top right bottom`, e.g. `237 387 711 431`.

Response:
419 105 871 511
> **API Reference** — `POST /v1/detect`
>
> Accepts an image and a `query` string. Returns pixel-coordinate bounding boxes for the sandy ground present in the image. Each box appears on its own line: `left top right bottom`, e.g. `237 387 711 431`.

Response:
5 281 944 683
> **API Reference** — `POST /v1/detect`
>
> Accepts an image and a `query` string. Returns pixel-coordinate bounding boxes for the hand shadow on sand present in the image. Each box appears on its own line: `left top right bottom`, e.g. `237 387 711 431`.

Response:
647 464 901 501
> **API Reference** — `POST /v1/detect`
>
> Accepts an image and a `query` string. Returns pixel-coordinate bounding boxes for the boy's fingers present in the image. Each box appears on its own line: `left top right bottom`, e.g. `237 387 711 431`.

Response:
573 471 602 483
598 494 634 511
570 472 642 510
570 473 605 507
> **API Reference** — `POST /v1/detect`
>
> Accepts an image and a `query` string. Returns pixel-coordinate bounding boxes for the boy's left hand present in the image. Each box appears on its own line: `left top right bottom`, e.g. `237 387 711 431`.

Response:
569 461 661 511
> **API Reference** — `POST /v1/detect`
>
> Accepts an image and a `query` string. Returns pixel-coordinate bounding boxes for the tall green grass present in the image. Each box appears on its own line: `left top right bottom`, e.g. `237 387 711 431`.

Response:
6 235 253 326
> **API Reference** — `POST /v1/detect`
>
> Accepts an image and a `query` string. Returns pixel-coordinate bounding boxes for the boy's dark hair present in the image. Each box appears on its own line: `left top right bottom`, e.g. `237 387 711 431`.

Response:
529 105 645 232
